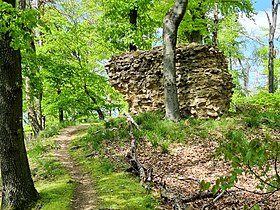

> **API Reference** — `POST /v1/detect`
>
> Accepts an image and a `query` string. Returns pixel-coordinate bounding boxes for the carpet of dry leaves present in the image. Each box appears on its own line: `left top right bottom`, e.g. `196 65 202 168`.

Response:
102 127 280 210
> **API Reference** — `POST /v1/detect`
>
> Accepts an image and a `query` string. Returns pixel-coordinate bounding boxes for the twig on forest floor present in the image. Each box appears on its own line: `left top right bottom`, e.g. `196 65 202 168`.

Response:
234 185 279 195
201 190 225 210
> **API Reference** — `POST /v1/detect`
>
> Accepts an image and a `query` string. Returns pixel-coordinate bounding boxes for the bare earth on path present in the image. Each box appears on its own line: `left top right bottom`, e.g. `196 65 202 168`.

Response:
54 124 97 210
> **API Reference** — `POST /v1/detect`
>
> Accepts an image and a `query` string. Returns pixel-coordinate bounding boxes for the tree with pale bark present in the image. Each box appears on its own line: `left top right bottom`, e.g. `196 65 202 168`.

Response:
266 0 280 93
163 0 188 121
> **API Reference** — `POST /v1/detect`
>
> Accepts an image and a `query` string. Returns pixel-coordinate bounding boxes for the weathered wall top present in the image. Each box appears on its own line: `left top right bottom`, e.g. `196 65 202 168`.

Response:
106 43 234 118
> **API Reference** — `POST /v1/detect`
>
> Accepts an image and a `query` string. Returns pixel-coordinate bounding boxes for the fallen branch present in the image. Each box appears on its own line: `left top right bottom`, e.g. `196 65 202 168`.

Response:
160 181 214 209
124 112 139 130
201 190 225 210
123 113 225 208
124 112 152 184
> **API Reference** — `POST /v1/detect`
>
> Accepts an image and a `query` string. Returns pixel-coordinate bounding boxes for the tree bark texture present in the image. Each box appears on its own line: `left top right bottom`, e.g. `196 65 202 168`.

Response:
0 2 39 208
266 0 279 93
163 0 188 121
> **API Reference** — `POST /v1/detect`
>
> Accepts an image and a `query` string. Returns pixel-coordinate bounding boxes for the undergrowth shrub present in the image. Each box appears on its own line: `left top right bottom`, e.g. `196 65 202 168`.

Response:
205 130 280 209
245 110 280 128
39 121 75 138
231 90 280 114
135 112 190 144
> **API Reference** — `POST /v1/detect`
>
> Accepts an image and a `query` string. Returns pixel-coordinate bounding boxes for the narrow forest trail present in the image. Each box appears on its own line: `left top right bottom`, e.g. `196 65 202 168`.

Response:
54 124 97 210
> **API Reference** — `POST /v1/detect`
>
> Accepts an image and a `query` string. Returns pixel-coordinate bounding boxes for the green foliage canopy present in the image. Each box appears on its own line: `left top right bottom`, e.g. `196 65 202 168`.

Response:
33 0 124 121
0 0 38 49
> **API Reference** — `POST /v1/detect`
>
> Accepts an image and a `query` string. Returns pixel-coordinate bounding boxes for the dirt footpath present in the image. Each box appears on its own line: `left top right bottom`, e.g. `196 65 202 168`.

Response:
55 124 97 210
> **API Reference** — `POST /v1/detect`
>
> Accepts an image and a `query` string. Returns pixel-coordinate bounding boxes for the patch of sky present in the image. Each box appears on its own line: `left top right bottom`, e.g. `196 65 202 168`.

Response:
236 1 280 92
254 1 271 11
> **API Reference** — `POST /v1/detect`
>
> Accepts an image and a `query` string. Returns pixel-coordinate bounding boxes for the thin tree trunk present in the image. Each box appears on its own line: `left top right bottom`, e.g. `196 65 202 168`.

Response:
266 0 279 93
187 0 204 43
189 30 203 43
238 58 249 96
57 89 64 122
21 0 44 134
0 1 39 207
59 108 64 122
84 84 105 120
37 92 43 127
25 77 43 134
129 8 138 51
268 41 275 93
163 0 188 121
213 2 218 46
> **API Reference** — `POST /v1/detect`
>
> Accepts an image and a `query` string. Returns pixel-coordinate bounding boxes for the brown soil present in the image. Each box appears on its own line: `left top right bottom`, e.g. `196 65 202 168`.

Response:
137 140 280 209
102 136 280 210
55 124 97 210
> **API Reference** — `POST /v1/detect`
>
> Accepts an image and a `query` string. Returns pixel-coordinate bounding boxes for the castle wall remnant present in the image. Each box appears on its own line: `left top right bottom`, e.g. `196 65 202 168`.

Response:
106 44 234 118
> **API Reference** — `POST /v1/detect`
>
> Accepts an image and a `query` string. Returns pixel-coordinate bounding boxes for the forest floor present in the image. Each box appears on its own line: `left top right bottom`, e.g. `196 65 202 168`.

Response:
101 131 280 209
93 113 280 210
43 111 280 210
54 124 97 210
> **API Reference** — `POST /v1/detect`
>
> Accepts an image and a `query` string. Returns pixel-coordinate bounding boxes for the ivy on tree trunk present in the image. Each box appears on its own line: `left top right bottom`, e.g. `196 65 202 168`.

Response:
163 0 188 121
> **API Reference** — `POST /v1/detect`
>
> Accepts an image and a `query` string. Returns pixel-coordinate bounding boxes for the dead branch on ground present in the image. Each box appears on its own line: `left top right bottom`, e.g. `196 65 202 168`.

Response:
123 112 220 209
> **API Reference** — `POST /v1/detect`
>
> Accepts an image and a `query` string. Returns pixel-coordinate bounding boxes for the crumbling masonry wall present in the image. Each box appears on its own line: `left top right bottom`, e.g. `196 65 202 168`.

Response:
106 44 234 118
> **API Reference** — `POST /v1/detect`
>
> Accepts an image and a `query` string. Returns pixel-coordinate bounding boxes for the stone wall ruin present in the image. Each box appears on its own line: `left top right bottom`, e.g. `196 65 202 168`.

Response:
106 44 234 118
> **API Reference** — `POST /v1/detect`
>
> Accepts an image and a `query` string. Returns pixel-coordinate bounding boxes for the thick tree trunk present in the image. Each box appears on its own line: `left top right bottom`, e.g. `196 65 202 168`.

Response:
0 6 39 209
163 0 188 121
129 8 138 51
